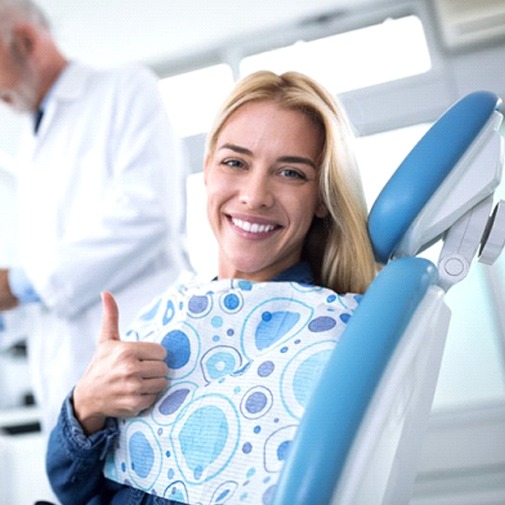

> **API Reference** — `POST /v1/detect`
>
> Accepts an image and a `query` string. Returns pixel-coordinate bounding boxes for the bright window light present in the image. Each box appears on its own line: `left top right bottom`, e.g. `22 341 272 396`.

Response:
355 123 431 208
240 15 431 94
158 64 235 137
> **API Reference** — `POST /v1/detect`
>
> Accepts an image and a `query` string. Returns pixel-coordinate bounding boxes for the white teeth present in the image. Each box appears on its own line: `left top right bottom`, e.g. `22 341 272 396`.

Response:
232 218 275 233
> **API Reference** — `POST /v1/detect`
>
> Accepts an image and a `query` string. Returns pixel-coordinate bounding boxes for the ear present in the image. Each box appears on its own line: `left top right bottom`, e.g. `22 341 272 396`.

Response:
315 200 328 218
12 23 37 59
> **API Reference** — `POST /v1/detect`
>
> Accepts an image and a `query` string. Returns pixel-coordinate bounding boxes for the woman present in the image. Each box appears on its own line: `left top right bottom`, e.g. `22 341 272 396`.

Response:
46 70 377 505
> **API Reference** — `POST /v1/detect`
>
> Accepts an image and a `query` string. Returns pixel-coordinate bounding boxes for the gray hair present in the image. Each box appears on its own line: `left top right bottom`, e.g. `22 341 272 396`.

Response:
0 0 51 41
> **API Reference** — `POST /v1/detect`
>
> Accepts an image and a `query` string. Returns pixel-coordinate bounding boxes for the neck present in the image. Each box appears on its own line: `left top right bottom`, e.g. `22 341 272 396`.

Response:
35 51 68 109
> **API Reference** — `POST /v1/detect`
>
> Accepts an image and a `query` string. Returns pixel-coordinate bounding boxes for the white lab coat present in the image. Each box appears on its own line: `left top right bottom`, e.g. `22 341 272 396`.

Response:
14 62 190 431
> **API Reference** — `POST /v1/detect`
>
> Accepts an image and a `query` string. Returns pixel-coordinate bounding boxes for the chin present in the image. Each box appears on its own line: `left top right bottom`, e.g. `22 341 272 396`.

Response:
221 260 268 280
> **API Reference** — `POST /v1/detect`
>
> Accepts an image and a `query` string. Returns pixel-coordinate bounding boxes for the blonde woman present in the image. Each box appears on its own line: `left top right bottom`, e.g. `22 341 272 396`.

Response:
47 71 376 505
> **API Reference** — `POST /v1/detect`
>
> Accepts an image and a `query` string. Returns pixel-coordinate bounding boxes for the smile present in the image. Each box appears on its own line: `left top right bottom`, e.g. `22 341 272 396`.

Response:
231 217 277 234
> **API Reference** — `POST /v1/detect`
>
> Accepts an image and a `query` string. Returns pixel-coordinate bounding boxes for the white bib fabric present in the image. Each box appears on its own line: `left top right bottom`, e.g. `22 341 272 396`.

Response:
104 277 360 504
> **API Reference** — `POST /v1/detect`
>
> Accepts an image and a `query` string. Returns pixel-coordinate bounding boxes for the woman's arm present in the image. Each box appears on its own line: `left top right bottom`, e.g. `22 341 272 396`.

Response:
46 292 170 503
46 393 119 505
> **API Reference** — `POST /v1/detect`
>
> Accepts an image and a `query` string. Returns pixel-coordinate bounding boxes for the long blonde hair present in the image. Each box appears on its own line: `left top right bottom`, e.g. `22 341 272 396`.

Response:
206 70 377 294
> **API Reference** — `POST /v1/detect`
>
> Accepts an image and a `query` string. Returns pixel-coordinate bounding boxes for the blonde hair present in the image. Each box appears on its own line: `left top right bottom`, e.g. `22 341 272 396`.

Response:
206 70 377 294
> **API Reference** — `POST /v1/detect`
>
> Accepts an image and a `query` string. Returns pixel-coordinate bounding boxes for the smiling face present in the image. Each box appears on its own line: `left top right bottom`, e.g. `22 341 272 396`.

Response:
204 100 327 281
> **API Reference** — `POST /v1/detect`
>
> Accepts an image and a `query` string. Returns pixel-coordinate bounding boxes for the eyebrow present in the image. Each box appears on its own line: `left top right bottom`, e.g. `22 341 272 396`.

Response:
219 143 317 170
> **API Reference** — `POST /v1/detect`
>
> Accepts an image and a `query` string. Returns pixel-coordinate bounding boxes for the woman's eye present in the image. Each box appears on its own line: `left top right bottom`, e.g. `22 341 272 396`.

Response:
222 158 245 169
280 168 307 180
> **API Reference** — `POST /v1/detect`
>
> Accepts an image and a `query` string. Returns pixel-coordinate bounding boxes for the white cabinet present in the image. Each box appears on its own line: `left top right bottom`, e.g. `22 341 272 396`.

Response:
0 408 57 505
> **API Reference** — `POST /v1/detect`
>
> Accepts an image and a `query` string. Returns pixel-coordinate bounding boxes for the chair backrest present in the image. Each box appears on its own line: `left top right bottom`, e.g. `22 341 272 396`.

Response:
272 91 504 505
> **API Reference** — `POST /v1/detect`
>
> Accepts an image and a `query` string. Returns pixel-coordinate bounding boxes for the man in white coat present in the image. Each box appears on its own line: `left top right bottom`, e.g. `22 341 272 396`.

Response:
0 0 190 431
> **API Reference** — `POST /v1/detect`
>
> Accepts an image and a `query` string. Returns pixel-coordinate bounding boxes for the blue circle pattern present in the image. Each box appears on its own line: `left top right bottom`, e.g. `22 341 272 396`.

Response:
104 278 360 504
159 388 191 416
162 330 191 369
129 432 154 479
179 405 228 480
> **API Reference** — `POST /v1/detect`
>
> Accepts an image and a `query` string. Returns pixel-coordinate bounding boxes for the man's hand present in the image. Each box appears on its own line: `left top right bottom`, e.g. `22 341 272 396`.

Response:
73 291 169 434
0 269 19 311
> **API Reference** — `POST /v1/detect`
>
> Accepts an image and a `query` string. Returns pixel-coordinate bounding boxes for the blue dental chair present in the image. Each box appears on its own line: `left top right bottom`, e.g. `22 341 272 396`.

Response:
273 90 505 505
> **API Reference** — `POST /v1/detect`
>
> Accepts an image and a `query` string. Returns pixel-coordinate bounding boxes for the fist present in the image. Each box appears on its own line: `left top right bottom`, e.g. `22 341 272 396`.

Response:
73 292 169 434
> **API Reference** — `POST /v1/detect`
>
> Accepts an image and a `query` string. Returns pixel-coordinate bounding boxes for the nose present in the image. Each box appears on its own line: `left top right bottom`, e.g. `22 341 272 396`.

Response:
239 170 274 209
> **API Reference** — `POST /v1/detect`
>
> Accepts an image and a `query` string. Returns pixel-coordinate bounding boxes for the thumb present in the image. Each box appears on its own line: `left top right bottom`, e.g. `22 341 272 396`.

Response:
99 291 120 343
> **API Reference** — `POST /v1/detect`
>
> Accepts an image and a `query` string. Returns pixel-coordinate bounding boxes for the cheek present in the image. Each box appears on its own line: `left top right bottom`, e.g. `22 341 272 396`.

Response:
0 70 13 88
205 187 219 222
206 166 238 201
0 63 22 87
296 188 321 220
205 175 231 222
285 195 318 238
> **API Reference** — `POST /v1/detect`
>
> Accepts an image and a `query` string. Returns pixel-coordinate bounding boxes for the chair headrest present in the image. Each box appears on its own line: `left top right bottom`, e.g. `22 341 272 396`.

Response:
368 91 502 264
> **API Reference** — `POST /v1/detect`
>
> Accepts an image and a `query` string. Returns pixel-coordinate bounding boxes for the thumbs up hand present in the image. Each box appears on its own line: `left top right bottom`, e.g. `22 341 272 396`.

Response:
73 292 169 434
99 290 121 343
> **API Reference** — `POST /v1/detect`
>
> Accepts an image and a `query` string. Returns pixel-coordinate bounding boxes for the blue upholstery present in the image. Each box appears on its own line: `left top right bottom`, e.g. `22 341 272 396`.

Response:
272 257 438 505
272 90 503 505
368 91 501 264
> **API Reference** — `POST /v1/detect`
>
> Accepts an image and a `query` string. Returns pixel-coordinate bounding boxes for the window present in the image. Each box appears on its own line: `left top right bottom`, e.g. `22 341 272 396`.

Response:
158 64 235 137
240 15 431 94
355 123 431 208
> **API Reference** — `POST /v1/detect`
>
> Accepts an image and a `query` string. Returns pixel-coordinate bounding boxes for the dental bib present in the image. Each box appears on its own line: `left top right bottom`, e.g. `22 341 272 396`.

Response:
104 276 360 504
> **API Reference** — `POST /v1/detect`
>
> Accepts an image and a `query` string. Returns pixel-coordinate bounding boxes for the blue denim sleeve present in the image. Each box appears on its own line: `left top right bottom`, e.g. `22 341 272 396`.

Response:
46 392 119 505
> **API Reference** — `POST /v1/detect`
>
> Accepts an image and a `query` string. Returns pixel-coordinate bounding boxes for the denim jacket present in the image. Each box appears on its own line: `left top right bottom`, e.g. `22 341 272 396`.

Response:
46 263 315 505
47 394 181 505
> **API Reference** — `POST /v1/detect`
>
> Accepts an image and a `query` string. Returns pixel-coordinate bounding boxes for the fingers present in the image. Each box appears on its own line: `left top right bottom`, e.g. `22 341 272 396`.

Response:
134 341 168 361
99 291 168 361
111 345 168 387
113 379 169 418
99 291 120 343
139 376 169 395
137 359 169 379
128 393 164 416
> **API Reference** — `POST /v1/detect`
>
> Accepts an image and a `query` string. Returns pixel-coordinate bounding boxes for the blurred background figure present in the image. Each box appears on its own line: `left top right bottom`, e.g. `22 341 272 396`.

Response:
0 0 189 432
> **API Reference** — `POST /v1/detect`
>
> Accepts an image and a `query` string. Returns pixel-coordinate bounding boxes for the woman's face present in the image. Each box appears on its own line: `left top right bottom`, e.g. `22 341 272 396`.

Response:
205 100 327 281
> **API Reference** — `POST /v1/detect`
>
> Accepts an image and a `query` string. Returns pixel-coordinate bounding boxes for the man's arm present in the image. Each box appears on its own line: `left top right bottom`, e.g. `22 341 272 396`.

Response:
0 269 19 310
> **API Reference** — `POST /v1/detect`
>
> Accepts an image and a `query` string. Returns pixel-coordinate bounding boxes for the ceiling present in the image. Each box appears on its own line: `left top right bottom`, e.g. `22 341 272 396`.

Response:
0 0 396 163
38 0 392 69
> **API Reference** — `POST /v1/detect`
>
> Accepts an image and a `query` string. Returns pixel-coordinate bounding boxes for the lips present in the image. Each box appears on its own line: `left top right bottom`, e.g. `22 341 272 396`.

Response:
229 216 279 235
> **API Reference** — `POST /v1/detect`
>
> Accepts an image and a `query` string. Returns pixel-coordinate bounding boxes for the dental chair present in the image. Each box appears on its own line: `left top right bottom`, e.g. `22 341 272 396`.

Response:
34 92 503 505
273 90 505 505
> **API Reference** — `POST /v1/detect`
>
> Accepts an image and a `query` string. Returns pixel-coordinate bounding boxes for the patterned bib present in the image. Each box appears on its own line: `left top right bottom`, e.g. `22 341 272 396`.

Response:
104 276 360 504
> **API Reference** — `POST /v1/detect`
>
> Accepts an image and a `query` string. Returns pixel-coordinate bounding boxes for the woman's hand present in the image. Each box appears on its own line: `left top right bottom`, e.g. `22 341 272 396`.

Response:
73 292 169 434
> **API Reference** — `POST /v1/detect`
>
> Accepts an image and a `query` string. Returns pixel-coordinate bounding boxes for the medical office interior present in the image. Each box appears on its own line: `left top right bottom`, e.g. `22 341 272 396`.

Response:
0 0 505 503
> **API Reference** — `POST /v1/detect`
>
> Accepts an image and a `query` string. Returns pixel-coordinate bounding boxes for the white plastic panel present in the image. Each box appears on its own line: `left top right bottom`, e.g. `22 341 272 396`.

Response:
332 286 450 505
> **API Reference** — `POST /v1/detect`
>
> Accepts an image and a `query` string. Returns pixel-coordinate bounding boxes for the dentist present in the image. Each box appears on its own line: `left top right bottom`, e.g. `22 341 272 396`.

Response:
0 0 189 431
